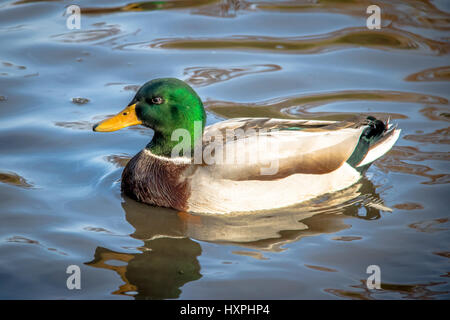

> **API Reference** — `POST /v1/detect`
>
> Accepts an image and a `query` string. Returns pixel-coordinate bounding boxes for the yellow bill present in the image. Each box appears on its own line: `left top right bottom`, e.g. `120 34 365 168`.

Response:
93 103 142 132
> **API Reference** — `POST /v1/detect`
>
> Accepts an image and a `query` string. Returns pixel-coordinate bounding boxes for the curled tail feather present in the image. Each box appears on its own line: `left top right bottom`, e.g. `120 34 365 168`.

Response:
347 116 401 168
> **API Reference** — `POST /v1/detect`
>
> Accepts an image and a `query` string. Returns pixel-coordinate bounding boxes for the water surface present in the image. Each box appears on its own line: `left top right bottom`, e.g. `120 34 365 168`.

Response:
0 0 449 299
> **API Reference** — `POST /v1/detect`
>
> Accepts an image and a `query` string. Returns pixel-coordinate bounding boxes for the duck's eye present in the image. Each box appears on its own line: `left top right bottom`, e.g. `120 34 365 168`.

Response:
149 96 163 105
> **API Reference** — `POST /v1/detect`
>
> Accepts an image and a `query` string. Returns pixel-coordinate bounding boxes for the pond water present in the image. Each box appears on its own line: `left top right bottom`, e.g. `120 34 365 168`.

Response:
0 0 449 299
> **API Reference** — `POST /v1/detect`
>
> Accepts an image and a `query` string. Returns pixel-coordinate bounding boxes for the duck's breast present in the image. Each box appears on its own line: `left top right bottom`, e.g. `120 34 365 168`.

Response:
121 150 191 211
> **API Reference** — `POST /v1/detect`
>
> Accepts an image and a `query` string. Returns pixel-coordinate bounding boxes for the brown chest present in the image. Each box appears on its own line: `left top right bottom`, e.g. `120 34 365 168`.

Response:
121 151 191 211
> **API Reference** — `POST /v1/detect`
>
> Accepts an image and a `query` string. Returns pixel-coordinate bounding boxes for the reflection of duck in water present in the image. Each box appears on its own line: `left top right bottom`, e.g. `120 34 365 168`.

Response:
85 235 202 300
125 175 388 252
85 177 389 299
93 78 400 214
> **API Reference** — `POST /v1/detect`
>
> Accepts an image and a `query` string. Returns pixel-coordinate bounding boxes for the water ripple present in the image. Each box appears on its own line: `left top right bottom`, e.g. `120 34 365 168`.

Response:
376 146 450 185
52 26 121 43
79 0 219 15
0 171 33 188
147 27 449 55
184 64 281 87
206 89 448 119
405 66 450 81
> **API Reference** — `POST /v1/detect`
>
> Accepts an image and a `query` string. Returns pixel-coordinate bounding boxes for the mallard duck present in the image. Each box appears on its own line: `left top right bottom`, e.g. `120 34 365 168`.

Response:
93 78 400 214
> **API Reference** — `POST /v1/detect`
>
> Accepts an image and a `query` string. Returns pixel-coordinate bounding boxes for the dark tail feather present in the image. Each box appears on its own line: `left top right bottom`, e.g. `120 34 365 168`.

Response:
347 116 387 168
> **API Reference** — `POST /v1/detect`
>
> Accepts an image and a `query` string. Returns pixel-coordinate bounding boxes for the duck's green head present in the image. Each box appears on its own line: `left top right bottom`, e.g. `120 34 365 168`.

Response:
93 78 206 156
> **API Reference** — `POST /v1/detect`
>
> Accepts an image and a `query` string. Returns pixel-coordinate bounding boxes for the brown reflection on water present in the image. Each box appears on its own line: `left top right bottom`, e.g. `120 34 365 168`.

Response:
6 235 67 256
404 127 450 145
0 60 27 77
326 279 449 300
79 0 219 15
305 264 338 272
206 89 446 120
253 0 450 31
149 27 449 55
375 146 450 185
419 106 450 122
84 177 390 298
408 218 449 233
434 251 450 259
392 202 424 210
13 0 60 4
0 171 33 188
331 236 362 241
405 66 450 82
194 0 243 17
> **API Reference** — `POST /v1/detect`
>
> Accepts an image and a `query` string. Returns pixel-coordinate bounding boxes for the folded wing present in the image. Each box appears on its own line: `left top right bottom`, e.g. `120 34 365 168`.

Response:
201 118 365 180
